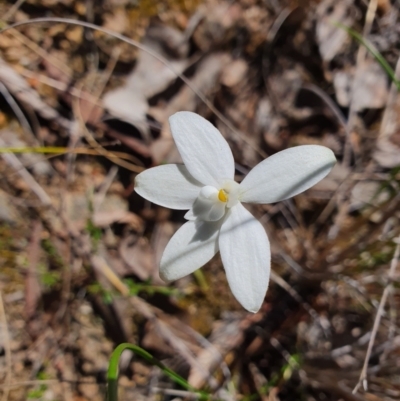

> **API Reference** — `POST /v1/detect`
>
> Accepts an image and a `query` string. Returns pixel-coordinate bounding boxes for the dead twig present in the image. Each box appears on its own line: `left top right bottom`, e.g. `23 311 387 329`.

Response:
0 82 34 137
1 0 27 22
353 237 400 393
0 137 52 205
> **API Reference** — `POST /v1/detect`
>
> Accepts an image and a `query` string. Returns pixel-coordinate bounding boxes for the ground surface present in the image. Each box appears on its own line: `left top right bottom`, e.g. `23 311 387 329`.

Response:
1 0 400 400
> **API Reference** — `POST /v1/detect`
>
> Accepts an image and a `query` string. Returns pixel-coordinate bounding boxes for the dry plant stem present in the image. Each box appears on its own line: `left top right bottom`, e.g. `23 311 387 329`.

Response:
92 47 121 117
0 143 52 205
151 388 209 400
73 83 143 173
353 239 400 394
0 380 59 390
270 271 330 336
0 292 11 401
7 28 71 77
343 0 378 167
20 68 99 104
94 165 118 212
0 18 266 159
302 83 348 135
66 46 120 183
2 0 27 21
0 82 34 137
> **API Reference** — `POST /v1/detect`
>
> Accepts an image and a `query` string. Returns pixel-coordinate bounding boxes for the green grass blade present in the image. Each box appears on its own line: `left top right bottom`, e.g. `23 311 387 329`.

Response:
334 22 400 91
106 343 209 401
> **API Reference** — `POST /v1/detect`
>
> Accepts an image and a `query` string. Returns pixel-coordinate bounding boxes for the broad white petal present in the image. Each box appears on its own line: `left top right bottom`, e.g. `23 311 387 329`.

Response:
169 112 235 187
219 203 270 313
160 220 220 281
135 164 202 210
240 145 336 204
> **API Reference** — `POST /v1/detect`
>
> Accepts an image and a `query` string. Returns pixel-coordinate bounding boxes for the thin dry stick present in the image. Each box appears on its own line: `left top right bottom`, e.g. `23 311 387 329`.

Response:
0 292 12 401
0 141 52 205
19 68 98 104
0 380 59 390
0 82 34 137
1 0 27 22
5 28 72 77
66 46 121 183
72 83 144 173
0 17 266 159
353 238 400 394
270 271 330 337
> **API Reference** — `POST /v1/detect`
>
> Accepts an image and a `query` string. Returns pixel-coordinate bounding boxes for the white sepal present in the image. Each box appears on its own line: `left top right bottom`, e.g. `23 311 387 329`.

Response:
134 164 201 210
240 145 336 204
219 203 270 313
160 220 220 281
169 112 235 187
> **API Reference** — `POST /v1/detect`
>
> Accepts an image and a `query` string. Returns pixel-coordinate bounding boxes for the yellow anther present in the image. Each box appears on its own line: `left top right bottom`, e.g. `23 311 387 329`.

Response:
218 189 228 202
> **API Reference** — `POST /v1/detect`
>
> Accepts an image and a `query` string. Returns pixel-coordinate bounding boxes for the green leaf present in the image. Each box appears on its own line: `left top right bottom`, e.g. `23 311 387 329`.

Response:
334 22 400 91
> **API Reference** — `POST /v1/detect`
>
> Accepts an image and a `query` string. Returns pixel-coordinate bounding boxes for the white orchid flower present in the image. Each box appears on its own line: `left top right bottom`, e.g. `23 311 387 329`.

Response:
134 112 336 312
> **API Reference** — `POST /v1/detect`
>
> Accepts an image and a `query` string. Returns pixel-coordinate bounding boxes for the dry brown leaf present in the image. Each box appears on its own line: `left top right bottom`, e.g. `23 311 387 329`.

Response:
103 23 189 135
373 138 400 168
316 0 354 62
333 61 388 111
119 234 162 283
188 314 261 388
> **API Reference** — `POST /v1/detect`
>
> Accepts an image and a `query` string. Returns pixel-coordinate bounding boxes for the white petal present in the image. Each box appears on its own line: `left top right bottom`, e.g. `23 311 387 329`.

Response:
169 112 235 187
135 164 202 210
219 203 270 313
240 145 336 204
184 209 196 220
160 220 220 281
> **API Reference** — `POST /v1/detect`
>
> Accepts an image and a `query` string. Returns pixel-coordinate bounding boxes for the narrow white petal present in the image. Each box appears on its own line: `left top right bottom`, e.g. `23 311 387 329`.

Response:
240 145 336 204
184 209 196 220
219 203 270 313
135 164 202 210
160 220 220 281
169 112 235 186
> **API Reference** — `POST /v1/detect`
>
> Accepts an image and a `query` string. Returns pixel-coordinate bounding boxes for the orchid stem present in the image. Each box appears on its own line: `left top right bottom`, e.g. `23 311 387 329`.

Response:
194 269 209 291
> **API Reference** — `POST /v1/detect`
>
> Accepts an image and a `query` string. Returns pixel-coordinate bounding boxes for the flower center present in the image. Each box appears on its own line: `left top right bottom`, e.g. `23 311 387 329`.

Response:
218 189 228 202
187 180 241 222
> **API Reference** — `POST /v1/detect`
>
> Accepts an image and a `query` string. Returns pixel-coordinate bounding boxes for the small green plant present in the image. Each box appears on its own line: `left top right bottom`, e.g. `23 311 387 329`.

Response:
41 239 64 269
87 279 180 303
86 218 102 248
124 278 180 297
40 266 61 289
27 372 49 399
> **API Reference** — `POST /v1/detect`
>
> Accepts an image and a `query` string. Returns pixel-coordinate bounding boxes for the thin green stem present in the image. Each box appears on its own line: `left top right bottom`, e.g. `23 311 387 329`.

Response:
194 269 209 291
106 343 208 401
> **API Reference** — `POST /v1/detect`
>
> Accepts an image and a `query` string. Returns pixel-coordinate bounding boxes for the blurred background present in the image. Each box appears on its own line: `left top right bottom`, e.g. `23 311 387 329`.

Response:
0 0 400 400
